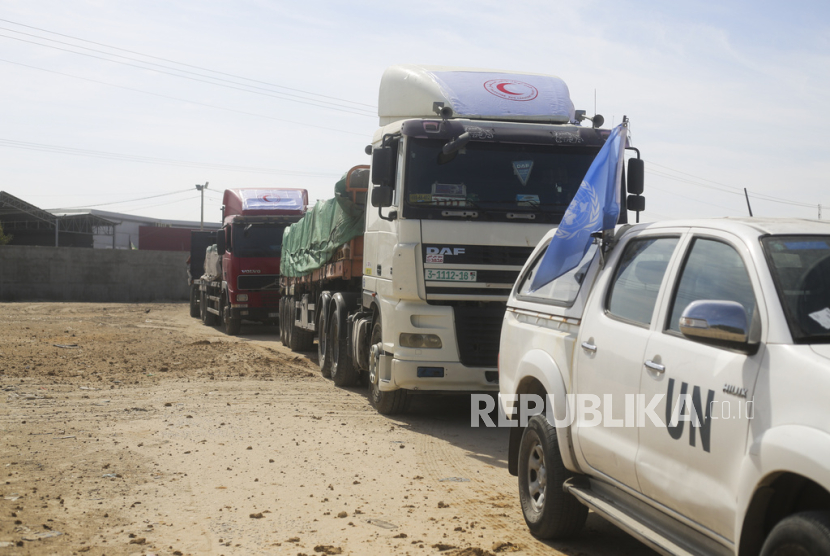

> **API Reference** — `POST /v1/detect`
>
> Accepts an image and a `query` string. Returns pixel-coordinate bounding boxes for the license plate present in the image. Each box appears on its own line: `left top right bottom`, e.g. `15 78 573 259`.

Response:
268 312 279 318
425 269 477 282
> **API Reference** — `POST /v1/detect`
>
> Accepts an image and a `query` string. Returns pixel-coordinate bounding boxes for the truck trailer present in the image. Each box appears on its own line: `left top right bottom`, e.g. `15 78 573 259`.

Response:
279 64 644 414
190 188 307 335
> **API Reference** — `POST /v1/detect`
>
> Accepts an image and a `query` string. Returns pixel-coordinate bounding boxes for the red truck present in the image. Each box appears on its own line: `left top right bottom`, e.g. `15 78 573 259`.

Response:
189 188 307 335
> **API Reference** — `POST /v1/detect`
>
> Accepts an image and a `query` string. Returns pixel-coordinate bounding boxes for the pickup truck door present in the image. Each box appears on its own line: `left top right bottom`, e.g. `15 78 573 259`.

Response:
574 233 681 490
636 231 765 541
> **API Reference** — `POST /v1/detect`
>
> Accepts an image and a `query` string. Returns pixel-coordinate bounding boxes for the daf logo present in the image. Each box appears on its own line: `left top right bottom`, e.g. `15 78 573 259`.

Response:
427 247 465 256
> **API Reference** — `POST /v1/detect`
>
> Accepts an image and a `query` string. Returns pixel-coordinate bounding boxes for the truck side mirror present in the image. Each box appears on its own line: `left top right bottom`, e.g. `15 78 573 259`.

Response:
627 195 645 212
371 147 394 187
371 186 393 208
627 158 644 195
216 229 226 255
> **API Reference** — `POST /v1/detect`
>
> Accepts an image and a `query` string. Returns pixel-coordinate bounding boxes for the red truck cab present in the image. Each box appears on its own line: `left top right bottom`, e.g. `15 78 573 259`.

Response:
217 188 307 329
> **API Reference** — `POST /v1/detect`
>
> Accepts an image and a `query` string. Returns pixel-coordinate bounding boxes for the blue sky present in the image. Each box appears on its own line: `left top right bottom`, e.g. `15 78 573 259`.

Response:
1 0 828 223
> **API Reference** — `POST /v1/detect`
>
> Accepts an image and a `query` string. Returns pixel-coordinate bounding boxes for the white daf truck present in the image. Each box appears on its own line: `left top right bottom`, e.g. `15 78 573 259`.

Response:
497 218 830 555
280 64 644 414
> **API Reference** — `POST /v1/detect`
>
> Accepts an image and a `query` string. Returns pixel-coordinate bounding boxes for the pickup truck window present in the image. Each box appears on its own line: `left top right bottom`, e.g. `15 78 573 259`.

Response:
763 235 830 342
516 243 597 305
667 238 756 333
606 237 679 326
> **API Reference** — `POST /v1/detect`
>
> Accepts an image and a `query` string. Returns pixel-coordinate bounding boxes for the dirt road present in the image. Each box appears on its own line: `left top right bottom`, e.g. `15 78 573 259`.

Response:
0 303 654 556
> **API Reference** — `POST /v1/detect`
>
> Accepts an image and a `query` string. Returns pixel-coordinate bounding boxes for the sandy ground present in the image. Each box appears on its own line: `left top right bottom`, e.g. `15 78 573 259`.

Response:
0 303 655 556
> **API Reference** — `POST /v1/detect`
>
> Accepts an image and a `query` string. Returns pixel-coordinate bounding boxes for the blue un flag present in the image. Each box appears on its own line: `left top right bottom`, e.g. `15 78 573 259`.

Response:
529 123 628 291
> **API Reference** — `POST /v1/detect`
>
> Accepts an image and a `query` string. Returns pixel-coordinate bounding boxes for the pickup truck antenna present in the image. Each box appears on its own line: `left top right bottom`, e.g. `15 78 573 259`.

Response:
744 188 754 217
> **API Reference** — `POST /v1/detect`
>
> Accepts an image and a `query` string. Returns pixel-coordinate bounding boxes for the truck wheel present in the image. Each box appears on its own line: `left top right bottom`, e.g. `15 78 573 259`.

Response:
518 415 587 539
222 301 241 336
279 297 288 345
285 296 295 349
329 304 359 387
317 308 332 378
760 511 830 556
201 290 217 326
367 318 409 415
189 285 200 318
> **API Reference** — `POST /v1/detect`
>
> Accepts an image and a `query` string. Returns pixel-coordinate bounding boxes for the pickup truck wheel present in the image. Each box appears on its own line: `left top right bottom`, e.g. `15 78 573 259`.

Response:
317 309 332 378
189 285 200 318
518 415 587 539
329 304 359 387
367 319 409 415
760 511 830 556
222 302 241 336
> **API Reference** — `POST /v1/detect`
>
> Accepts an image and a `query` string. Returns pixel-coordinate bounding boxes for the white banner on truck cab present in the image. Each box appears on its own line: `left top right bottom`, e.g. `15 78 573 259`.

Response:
239 189 305 212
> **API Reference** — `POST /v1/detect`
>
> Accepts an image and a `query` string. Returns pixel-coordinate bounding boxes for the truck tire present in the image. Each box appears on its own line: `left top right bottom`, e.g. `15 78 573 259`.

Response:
279 297 288 345
189 285 200 318
760 511 830 556
317 308 332 378
329 303 359 387
286 296 314 352
518 415 587 539
222 298 241 336
367 318 408 414
201 290 217 326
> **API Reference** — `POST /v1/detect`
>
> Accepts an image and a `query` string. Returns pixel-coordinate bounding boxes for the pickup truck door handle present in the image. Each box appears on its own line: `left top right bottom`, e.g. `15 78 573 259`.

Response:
581 342 597 353
644 360 665 373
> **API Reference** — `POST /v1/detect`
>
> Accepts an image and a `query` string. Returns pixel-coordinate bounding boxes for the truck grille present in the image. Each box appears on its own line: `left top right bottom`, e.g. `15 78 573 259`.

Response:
237 275 281 290
261 290 280 309
453 304 506 368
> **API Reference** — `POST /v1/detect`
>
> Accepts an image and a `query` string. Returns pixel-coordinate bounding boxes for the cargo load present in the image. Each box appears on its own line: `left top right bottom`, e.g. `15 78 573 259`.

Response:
202 244 222 280
280 168 368 277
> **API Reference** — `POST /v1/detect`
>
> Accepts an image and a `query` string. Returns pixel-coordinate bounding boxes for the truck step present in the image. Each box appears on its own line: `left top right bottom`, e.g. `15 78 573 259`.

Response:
206 307 220 316
563 479 730 556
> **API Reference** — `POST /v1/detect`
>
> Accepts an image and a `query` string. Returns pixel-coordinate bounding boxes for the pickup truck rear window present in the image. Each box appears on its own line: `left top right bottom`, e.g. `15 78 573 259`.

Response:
516 243 597 306
606 237 679 326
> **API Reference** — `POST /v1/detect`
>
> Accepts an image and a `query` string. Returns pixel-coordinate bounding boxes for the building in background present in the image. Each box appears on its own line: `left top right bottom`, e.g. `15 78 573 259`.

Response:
1 191 220 250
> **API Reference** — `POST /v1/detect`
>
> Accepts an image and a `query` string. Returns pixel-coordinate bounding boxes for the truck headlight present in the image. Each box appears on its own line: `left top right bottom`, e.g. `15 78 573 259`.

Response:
236 294 249 302
399 333 442 349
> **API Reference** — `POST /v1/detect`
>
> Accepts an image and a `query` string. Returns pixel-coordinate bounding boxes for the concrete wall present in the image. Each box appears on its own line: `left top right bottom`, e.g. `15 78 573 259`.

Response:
0 245 190 302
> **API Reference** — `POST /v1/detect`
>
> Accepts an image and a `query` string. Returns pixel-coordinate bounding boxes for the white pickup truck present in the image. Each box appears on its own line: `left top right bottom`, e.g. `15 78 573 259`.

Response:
497 218 830 556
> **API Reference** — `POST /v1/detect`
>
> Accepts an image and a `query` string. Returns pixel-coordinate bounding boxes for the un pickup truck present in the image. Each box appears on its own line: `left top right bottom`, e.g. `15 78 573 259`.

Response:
498 218 830 556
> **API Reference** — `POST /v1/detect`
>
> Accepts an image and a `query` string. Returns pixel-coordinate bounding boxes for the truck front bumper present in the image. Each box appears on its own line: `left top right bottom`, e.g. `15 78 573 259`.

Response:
383 359 499 392
229 305 280 322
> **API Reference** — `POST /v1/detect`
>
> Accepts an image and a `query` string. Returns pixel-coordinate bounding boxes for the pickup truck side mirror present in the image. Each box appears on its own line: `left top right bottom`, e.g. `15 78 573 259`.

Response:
216 229 226 255
371 186 393 208
371 147 395 187
679 300 756 352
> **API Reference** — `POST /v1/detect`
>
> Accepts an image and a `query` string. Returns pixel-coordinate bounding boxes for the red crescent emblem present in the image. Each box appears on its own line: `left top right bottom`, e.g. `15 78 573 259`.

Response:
483 79 539 101
496 83 521 95
261 194 281 203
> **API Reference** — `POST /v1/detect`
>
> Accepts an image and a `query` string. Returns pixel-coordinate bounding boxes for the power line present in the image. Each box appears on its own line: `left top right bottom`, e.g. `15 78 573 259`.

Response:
0 138 341 177
648 162 818 208
49 189 194 210
0 58 367 137
0 17 377 110
0 33 376 117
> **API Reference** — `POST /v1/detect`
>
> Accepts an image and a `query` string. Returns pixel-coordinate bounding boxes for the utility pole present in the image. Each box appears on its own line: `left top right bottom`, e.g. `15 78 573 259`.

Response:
195 182 209 230
819 204 822 220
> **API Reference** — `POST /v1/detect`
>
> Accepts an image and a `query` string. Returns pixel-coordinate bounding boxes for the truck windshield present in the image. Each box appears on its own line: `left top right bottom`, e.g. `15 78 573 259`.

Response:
402 138 600 222
232 224 284 258
763 235 830 343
